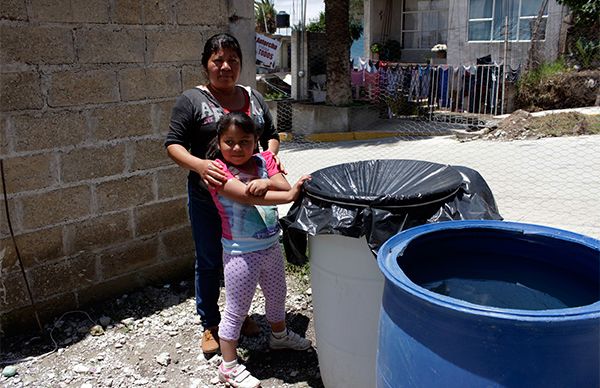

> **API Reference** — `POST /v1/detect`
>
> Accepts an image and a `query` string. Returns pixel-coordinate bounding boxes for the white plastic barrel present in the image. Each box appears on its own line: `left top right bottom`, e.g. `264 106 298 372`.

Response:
309 234 384 388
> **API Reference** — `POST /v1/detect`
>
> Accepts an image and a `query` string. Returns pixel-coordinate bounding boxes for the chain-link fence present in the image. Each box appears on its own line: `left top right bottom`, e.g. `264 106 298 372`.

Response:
258 4 599 239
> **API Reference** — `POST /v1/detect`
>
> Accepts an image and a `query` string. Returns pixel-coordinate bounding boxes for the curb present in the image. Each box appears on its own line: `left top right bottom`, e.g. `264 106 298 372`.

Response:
279 131 434 143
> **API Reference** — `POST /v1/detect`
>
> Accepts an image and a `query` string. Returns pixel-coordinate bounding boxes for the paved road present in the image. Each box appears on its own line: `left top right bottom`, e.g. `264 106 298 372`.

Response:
280 134 600 239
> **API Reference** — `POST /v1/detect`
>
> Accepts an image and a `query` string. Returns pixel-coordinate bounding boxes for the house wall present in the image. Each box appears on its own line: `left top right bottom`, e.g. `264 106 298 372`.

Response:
447 0 568 67
365 0 568 67
0 0 253 335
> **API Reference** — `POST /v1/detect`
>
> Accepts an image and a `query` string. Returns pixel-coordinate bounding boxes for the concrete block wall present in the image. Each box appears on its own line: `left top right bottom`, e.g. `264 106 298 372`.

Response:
0 0 254 335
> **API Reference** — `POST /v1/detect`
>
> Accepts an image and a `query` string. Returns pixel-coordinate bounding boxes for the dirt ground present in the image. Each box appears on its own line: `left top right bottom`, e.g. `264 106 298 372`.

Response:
1 270 323 388
464 109 600 141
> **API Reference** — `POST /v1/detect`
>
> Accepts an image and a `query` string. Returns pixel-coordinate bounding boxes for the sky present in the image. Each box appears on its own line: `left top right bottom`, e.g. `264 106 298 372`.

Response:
273 0 324 29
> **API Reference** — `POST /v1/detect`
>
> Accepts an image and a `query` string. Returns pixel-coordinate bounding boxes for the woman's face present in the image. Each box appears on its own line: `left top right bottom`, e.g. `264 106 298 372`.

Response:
206 48 241 91
218 124 256 167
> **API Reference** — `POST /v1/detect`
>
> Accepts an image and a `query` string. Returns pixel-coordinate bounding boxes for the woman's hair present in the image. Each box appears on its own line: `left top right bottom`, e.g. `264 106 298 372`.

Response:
201 33 243 69
206 112 257 160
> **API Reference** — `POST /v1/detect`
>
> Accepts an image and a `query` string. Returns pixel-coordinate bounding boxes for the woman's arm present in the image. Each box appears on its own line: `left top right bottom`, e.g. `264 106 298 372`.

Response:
219 175 310 206
166 144 226 187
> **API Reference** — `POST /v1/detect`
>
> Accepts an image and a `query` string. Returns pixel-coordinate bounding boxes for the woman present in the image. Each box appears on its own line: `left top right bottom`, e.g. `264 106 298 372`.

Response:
165 33 281 354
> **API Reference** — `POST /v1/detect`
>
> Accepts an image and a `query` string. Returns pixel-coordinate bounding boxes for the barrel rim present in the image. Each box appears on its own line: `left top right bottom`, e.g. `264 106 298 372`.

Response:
377 220 600 320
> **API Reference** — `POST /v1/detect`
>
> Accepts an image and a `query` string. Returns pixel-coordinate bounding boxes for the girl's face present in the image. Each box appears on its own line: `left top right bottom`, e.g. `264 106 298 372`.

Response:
218 124 257 167
206 48 241 91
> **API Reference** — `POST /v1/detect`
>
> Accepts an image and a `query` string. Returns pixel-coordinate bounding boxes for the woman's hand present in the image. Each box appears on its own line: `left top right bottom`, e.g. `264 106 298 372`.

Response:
272 154 288 175
200 159 227 187
246 179 270 196
290 175 311 201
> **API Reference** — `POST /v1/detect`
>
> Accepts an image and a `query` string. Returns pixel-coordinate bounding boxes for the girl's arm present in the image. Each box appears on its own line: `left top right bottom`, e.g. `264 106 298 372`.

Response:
219 175 310 206
246 173 291 196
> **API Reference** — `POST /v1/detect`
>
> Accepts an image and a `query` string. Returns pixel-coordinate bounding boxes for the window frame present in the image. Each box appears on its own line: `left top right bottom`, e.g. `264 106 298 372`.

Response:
401 0 449 50
467 0 548 42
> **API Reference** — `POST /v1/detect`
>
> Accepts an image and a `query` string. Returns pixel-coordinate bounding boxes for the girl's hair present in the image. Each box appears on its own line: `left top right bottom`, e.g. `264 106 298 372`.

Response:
206 113 258 160
201 33 243 69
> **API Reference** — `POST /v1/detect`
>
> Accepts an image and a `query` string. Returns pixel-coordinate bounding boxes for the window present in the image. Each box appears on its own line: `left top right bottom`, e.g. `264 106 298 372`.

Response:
402 0 449 49
468 0 548 41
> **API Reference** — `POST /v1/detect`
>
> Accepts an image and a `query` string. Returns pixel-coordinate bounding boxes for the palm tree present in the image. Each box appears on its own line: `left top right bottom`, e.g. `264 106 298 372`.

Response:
325 0 352 105
255 0 277 34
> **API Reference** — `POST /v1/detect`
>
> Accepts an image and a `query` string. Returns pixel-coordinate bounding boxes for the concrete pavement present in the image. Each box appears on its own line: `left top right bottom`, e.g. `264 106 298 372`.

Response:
279 133 600 239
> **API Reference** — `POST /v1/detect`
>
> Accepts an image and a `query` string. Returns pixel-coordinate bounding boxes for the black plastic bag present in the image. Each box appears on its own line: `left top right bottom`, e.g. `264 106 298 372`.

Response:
281 160 502 264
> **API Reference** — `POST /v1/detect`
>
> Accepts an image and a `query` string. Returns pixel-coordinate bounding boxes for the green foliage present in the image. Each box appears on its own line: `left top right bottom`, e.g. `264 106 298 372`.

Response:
305 11 363 43
305 11 325 32
572 37 600 69
556 0 600 23
255 0 277 34
264 91 287 101
519 58 569 88
284 255 311 290
381 39 401 61
370 42 382 53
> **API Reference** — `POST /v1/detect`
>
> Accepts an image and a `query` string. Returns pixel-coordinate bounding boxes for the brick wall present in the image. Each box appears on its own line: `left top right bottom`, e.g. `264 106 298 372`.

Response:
0 0 254 335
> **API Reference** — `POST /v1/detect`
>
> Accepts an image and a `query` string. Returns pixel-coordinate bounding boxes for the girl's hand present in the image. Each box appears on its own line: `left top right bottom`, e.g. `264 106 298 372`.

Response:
272 154 287 175
200 159 226 187
246 179 270 196
290 175 311 201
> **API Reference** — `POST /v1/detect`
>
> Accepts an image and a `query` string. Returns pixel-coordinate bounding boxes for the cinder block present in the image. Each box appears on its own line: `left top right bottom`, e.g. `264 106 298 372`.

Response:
131 138 172 171
0 0 28 20
90 103 153 140
146 30 205 63
13 110 88 152
76 271 141 307
0 291 78 335
176 1 226 25
98 238 159 279
134 197 187 236
96 174 154 212
48 70 118 107
31 0 109 23
112 0 142 24
61 144 126 182
156 165 187 199
0 199 10 237
118 67 181 101
136 255 193 285
143 0 172 24
2 153 57 194
160 225 194 258
28 254 96 299
0 114 9 155
65 211 131 254
182 65 207 90
0 25 75 65
0 226 64 270
75 27 145 64
0 72 43 111
153 99 176 135
0 274 31 312
20 185 92 230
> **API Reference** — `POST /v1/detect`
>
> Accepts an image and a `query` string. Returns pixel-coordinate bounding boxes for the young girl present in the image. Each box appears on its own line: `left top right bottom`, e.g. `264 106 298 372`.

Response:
208 112 311 388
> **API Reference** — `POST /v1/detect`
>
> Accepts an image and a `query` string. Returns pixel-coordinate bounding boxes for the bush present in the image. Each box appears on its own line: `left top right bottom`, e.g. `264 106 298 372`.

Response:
516 63 600 111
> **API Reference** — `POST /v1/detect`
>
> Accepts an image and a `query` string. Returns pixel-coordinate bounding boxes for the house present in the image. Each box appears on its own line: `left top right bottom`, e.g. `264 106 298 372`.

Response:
363 0 570 67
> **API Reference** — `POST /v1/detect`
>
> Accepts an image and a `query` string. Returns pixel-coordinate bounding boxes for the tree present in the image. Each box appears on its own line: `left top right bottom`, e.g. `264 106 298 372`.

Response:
555 0 599 24
325 0 352 106
306 11 363 42
255 0 277 34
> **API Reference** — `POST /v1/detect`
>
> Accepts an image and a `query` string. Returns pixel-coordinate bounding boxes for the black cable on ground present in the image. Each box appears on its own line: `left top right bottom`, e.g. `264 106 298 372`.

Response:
0 158 43 333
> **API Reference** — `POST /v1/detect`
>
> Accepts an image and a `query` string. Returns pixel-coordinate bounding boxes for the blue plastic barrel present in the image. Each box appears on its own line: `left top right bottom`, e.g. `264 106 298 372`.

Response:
377 220 600 388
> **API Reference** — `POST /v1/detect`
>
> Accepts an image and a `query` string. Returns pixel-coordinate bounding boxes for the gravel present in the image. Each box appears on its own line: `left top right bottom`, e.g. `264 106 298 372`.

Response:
1 271 323 388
